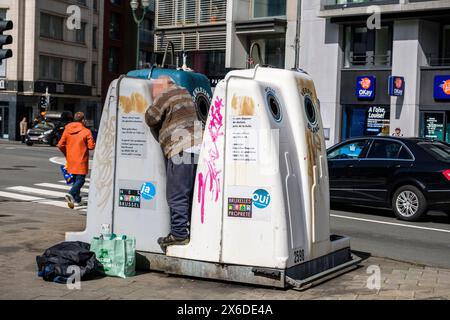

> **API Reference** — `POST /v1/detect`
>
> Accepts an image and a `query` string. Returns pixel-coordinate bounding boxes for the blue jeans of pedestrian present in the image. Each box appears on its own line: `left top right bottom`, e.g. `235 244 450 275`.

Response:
69 175 86 203
166 152 198 239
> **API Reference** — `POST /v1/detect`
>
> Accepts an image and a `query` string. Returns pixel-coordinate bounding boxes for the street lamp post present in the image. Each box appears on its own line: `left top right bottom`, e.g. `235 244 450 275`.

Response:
130 0 151 69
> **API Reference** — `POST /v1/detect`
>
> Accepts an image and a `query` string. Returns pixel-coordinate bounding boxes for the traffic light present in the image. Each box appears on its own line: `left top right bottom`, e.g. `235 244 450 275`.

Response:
39 96 48 109
0 19 13 63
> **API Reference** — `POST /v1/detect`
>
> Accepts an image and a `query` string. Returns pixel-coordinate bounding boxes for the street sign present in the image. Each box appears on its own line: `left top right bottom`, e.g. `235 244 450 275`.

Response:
356 76 376 100
388 76 405 96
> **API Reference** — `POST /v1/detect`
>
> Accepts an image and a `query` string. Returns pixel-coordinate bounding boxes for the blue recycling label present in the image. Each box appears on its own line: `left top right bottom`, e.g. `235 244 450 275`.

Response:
140 182 156 201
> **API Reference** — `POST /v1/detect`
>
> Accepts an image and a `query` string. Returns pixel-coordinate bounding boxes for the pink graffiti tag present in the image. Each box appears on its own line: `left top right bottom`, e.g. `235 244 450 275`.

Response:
198 96 224 224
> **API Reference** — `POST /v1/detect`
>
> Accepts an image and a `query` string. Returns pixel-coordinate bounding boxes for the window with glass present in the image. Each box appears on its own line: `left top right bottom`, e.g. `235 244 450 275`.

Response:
93 26 98 49
139 18 153 45
441 24 450 66
343 24 392 68
92 64 97 87
109 13 121 40
328 140 369 160
253 0 286 18
342 105 391 140
108 48 120 74
39 55 63 81
40 13 64 40
75 22 86 44
418 141 450 162
75 61 85 83
249 37 285 68
367 140 403 159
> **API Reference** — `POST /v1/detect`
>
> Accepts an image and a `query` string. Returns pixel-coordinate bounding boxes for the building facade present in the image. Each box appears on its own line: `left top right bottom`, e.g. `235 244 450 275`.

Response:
300 0 450 147
102 0 155 100
0 0 104 140
153 0 300 87
154 0 228 86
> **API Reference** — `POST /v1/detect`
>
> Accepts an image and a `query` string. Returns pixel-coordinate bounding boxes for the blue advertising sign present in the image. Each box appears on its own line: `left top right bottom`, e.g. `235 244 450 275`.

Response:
356 76 376 100
388 76 405 96
433 76 450 100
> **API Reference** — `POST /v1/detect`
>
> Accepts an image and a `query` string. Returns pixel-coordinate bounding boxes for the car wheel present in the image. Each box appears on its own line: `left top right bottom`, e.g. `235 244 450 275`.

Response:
392 185 427 221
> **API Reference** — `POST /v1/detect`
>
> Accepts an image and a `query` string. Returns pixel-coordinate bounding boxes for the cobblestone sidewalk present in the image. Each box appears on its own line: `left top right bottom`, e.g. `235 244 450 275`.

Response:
0 202 448 300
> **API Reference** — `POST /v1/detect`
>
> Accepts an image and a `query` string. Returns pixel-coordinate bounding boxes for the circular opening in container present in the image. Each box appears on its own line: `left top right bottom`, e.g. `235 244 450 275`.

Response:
267 94 282 122
304 96 317 125
195 94 210 124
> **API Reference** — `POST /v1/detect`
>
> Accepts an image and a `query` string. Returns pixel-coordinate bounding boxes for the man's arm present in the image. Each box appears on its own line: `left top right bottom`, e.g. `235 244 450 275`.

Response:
145 93 167 130
57 131 67 157
87 130 96 150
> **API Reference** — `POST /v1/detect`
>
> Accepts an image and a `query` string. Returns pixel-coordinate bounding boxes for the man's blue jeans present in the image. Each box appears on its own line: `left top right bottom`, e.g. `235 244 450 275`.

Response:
69 175 86 203
166 152 198 239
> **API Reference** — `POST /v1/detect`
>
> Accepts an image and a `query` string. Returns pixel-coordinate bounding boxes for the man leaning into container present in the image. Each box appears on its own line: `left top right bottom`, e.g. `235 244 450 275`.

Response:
57 112 96 209
145 76 202 252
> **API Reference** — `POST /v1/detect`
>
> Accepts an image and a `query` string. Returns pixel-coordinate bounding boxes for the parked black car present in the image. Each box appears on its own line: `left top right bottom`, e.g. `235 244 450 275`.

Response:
327 137 450 221
26 111 73 146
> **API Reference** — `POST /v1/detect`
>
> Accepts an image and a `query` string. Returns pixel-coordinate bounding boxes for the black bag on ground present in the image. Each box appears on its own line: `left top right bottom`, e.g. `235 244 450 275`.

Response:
36 241 98 283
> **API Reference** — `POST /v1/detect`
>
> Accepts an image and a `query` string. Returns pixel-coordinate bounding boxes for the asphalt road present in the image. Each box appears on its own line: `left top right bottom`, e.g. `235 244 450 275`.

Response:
0 141 62 188
0 139 449 268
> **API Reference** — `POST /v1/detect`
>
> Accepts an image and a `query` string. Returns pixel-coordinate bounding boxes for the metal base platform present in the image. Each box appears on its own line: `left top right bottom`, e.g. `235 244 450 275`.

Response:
136 247 362 289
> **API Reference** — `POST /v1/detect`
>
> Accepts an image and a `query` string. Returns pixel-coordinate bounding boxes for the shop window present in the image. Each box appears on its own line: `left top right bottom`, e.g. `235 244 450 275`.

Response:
253 0 286 18
342 105 390 140
249 37 285 68
343 24 392 68
421 112 445 141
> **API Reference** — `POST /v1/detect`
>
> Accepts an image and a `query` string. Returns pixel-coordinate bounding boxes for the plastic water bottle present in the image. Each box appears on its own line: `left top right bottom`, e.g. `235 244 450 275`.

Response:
100 224 111 240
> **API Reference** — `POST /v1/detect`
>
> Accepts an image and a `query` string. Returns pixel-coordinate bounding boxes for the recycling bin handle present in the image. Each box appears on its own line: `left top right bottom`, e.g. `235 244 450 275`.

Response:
161 41 176 69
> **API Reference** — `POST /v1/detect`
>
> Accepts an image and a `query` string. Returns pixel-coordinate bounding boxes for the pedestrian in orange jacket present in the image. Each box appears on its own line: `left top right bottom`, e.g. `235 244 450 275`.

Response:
57 112 95 209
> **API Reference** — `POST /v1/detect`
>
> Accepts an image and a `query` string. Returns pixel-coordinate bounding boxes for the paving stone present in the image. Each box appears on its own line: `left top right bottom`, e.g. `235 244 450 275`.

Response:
2 201 450 300
378 290 414 299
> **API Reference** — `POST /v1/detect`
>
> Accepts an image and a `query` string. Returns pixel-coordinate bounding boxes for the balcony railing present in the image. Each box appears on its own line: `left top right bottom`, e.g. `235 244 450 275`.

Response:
426 54 450 67
345 52 392 68
156 0 226 29
324 0 398 8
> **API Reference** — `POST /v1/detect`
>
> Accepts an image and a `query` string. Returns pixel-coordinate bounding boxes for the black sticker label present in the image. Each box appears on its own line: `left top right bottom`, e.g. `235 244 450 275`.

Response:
228 197 252 218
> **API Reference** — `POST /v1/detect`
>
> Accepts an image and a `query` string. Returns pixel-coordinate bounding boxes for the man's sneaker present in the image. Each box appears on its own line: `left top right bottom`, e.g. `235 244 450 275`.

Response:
73 202 84 208
157 234 190 253
65 194 75 209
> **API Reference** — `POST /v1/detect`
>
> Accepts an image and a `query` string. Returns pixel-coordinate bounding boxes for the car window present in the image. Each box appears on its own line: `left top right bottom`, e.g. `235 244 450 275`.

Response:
367 140 402 159
418 142 450 162
328 140 368 160
33 122 55 130
398 146 413 160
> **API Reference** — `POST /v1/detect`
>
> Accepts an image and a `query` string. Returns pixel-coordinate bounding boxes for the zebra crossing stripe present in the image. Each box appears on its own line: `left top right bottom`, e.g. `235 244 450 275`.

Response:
58 180 90 187
7 186 69 198
35 183 89 193
37 200 72 208
0 191 43 201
